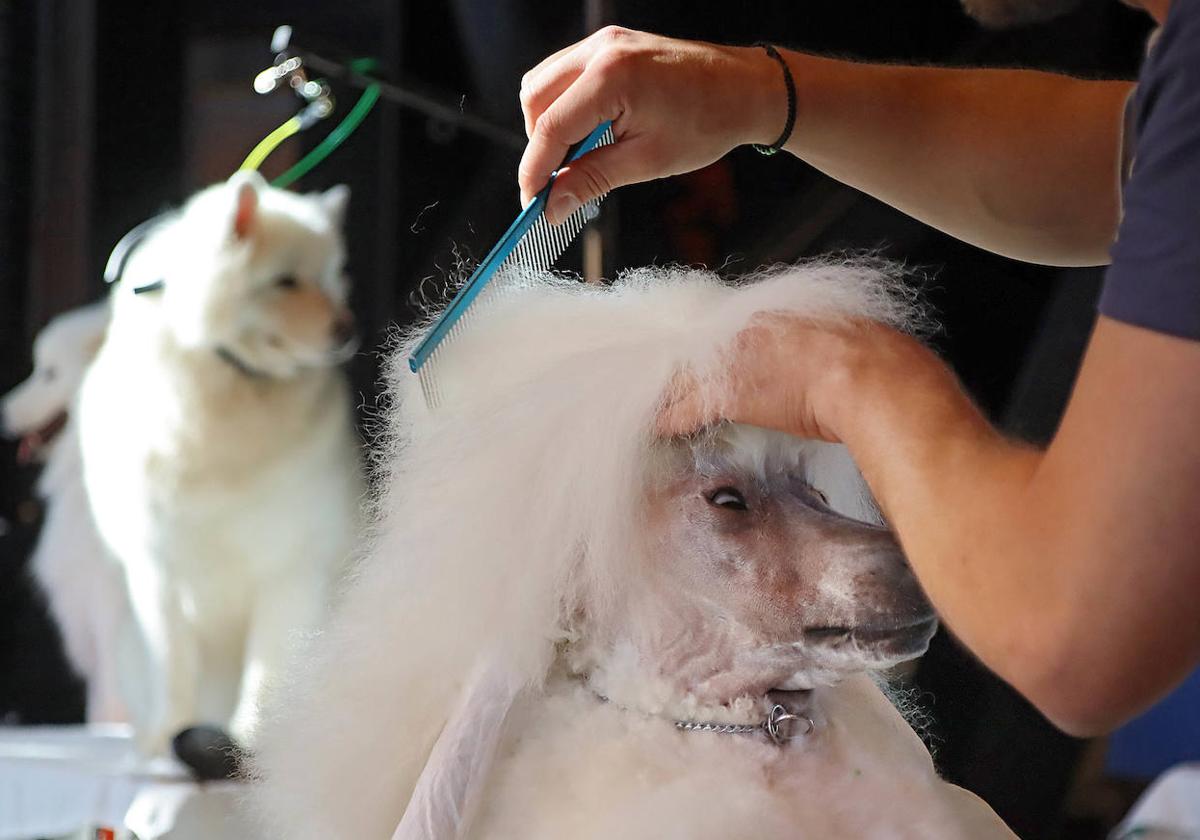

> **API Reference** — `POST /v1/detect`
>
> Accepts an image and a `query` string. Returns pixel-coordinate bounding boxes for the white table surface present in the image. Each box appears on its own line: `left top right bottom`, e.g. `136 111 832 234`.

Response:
0 725 259 840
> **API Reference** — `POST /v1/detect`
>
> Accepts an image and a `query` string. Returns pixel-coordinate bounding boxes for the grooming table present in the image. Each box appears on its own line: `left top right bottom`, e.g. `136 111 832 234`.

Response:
0 725 259 840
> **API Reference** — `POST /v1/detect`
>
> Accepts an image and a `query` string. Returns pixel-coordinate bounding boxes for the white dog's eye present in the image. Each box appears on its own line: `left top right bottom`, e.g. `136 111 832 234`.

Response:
809 486 829 505
708 487 748 511
276 275 300 291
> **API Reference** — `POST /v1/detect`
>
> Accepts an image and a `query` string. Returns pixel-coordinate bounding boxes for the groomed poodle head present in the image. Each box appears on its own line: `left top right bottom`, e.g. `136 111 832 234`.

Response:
584 423 935 711
1 301 108 462
253 261 931 840
117 171 355 378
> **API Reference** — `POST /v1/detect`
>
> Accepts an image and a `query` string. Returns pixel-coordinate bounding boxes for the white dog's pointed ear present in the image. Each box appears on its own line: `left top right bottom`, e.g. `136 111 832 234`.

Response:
391 659 522 840
319 184 350 227
228 170 266 241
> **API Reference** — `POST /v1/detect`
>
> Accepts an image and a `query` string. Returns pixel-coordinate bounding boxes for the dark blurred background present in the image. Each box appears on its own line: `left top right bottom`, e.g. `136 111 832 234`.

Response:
0 0 1167 836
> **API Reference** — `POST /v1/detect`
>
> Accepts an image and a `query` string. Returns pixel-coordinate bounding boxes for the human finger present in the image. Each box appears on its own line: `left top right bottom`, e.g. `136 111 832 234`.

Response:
517 65 622 206
520 35 591 91
546 137 666 224
656 369 720 438
520 43 591 138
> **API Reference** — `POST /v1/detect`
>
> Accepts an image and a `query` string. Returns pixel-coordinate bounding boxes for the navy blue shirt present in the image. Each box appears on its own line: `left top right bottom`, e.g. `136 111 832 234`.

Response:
1101 0 1200 341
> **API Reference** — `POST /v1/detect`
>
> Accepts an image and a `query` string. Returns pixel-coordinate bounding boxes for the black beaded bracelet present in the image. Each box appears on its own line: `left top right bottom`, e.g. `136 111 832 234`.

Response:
752 43 796 156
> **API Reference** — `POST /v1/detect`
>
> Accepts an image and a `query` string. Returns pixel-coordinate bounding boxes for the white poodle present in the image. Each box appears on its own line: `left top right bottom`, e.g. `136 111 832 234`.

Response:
77 172 364 755
2 301 134 722
253 263 1015 838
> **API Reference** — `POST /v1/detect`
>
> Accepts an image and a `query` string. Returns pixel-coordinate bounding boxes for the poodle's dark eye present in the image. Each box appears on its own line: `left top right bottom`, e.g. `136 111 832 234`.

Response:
276 275 300 290
708 487 748 511
809 486 829 506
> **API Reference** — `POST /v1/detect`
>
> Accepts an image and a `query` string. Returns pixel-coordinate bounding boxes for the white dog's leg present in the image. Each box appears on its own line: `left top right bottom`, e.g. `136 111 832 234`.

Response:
87 643 129 724
124 553 199 753
229 574 327 745
86 580 135 724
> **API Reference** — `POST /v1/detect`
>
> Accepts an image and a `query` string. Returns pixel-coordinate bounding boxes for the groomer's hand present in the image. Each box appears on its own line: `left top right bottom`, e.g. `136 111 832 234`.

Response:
658 316 959 445
519 27 781 224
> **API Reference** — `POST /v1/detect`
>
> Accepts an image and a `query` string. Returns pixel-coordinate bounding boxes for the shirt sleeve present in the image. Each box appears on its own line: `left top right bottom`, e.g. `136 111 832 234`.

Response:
1100 0 1200 341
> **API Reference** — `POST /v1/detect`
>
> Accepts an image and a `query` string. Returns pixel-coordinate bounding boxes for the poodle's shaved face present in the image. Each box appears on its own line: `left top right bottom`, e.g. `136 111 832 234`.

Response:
638 435 936 697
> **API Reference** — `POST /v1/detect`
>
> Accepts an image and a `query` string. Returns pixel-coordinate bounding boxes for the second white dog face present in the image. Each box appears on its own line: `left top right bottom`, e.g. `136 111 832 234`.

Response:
1 302 108 461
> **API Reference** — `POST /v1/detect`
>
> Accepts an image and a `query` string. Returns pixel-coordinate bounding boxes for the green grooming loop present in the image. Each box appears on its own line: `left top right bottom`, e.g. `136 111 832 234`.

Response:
242 57 381 186
274 61 380 187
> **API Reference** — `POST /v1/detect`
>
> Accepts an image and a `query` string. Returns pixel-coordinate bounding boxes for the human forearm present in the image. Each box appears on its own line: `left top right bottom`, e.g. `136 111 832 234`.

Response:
519 28 1129 264
827 321 1200 735
774 52 1129 266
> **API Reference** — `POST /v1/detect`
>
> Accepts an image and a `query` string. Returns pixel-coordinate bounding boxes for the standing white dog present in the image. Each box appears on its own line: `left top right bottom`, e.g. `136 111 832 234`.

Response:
78 172 364 754
2 302 134 722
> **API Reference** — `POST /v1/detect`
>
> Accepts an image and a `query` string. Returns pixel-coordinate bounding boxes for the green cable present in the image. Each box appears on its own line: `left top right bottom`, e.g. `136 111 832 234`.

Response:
272 81 380 188
239 114 303 172
238 57 381 186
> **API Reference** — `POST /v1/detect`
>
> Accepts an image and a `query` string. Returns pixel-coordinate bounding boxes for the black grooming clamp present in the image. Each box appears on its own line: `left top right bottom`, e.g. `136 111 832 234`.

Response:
103 213 173 294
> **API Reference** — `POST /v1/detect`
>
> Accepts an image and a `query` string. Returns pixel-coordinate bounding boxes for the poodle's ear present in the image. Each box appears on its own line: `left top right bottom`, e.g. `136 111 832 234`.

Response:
391 660 522 840
317 184 350 228
227 170 267 241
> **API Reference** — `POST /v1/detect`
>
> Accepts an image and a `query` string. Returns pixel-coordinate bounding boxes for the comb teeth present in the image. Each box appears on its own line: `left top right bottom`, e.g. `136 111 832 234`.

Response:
410 122 615 410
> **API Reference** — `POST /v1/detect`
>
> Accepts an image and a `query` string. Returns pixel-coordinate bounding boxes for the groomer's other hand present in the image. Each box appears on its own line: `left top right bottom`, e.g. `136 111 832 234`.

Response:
658 316 955 445
519 27 779 224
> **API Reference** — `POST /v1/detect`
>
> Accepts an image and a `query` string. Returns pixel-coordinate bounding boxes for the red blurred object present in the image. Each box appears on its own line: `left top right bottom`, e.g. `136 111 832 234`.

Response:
663 161 738 268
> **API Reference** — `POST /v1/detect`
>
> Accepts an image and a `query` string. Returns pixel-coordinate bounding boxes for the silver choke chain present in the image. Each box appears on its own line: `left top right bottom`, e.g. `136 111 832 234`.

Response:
674 703 815 746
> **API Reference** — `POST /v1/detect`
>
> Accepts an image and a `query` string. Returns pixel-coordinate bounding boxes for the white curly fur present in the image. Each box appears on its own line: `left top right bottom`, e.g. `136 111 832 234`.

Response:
252 262 1012 839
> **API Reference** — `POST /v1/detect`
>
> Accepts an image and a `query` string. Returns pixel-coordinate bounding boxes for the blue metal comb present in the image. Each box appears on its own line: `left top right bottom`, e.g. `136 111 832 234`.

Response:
409 121 615 407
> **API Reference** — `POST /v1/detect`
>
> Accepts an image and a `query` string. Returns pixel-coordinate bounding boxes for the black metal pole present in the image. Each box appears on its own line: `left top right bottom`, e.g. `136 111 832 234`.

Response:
582 0 618 282
294 48 526 154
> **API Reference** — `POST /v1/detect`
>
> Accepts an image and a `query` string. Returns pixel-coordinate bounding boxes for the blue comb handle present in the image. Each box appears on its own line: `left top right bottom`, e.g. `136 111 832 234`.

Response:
409 121 614 376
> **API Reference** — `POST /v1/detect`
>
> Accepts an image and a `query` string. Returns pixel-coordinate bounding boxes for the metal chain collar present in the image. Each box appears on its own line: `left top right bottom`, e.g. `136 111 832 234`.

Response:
674 702 815 747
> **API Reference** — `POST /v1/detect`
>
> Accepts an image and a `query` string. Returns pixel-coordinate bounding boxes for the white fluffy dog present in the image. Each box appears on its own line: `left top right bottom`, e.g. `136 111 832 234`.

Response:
2 302 108 466
253 264 1016 838
77 172 364 754
2 302 134 722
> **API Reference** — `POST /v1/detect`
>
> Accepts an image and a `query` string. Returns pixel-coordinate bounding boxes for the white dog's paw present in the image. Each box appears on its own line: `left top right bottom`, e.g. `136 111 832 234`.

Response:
172 725 242 781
